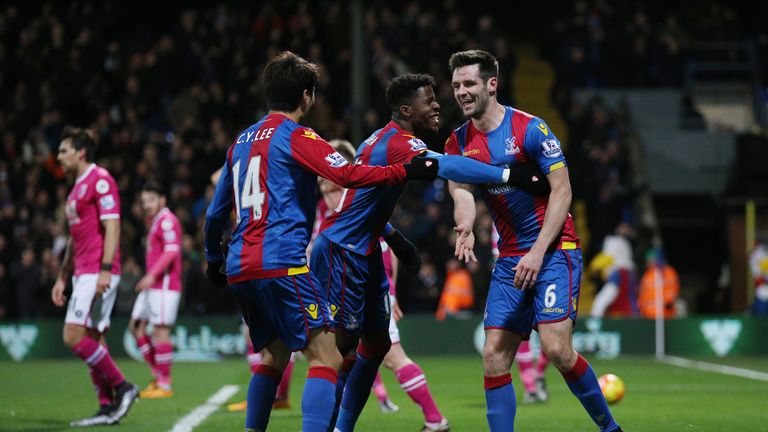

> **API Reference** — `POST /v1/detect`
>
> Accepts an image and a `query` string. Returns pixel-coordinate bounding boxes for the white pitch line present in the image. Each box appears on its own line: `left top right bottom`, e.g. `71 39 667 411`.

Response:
660 355 768 382
169 385 240 432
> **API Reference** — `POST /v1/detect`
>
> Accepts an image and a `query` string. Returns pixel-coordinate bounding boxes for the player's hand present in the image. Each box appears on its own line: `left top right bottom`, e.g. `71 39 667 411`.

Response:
136 274 154 292
404 156 439 181
206 261 228 287
51 278 67 307
507 164 550 195
513 249 545 290
453 224 477 264
96 270 111 294
385 229 421 273
392 299 404 322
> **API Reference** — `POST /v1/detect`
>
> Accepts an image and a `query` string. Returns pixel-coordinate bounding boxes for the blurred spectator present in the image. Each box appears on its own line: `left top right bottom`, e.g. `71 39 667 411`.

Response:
638 247 681 319
748 235 768 315
436 258 474 320
589 227 639 318
9 247 42 318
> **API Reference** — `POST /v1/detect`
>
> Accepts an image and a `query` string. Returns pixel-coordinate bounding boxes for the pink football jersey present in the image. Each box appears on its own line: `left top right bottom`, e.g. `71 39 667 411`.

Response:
146 208 183 291
65 164 121 276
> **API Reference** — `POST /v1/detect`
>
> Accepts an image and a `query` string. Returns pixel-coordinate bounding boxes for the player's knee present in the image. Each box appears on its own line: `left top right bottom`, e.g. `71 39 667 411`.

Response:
62 325 85 348
541 342 575 371
483 344 514 374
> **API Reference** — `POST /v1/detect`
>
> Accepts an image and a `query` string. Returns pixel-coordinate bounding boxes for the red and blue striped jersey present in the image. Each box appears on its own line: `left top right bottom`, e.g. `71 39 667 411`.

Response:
445 106 579 257
204 113 406 282
318 121 424 255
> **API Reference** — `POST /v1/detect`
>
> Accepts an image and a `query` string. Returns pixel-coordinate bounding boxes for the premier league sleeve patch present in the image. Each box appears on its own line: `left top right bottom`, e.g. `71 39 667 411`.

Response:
324 152 349 168
408 137 428 152
540 139 562 158
99 195 116 210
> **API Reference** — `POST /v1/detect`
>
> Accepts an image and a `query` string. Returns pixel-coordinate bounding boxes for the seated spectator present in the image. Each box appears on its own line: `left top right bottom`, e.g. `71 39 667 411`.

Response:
638 247 680 319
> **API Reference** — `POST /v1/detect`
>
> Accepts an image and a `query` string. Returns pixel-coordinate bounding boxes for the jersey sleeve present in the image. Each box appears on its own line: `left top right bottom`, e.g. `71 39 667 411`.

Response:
387 134 429 164
95 174 120 221
204 156 233 262
290 128 407 187
160 216 182 252
524 117 567 174
424 150 506 184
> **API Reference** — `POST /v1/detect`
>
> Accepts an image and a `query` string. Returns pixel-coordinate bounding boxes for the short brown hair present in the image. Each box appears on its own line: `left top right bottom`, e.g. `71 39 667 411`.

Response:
448 49 499 82
329 139 356 163
262 51 320 112
60 126 97 162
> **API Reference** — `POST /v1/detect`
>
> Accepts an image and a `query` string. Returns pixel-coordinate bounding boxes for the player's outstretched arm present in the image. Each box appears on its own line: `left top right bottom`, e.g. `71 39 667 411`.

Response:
424 150 505 184
424 150 550 195
291 129 437 188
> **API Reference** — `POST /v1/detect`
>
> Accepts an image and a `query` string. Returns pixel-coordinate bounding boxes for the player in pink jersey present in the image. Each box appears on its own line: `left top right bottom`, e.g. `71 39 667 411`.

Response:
129 181 183 398
50 126 138 427
447 50 621 431
370 238 448 430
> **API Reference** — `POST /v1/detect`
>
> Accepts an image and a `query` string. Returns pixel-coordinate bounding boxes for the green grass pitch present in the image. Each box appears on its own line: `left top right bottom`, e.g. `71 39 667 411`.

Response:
1 355 767 431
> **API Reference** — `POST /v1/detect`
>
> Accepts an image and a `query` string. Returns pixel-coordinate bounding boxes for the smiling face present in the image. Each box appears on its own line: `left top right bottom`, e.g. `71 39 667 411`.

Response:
451 64 496 119
407 85 441 133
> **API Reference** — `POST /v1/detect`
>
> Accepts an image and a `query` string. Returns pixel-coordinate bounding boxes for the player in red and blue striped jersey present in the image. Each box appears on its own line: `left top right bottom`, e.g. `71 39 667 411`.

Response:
446 50 622 432
203 52 437 432
311 73 549 432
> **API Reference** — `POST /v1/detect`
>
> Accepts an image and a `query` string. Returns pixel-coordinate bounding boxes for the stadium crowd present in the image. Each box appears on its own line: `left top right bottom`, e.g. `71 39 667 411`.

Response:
0 0 759 319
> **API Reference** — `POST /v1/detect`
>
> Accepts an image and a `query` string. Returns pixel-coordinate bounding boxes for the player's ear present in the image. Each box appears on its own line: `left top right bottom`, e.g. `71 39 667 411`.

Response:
399 104 412 119
486 76 498 95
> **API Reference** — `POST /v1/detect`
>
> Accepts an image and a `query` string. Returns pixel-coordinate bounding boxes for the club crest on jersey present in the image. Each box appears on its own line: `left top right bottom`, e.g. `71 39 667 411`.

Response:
330 304 339 318
537 122 549 136
95 179 110 194
505 136 520 156
408 137 428 152
77 184 88 198
99 195 115 210
325 152 349 168
541 139 562 158
305 303 319 319
301 129 319 140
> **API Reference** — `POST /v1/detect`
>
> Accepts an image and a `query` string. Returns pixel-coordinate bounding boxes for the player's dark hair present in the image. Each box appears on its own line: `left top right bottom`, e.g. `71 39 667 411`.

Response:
385 73 437 115
141 180 166 197
60 126 97 162
262 51 320 112
448 49 499 81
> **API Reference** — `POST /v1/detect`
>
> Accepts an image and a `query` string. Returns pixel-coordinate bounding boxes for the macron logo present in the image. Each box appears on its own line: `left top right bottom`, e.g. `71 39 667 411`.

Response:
0 325 39 361
701 319 742 356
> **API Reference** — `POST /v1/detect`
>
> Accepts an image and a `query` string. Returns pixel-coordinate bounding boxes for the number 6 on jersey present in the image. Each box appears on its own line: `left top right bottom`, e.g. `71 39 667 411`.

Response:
232 156 265 223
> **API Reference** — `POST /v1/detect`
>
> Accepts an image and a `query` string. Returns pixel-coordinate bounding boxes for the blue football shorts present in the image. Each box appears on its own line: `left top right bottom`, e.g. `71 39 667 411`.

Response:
485 249 583 338
310 235 391 336
230 271 331 352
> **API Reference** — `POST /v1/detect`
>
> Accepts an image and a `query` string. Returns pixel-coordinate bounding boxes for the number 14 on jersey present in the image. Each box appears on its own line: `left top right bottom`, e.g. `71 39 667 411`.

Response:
232 156 265 224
